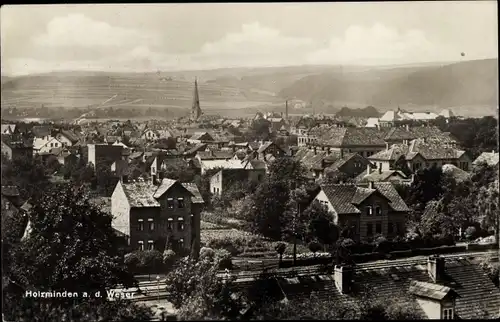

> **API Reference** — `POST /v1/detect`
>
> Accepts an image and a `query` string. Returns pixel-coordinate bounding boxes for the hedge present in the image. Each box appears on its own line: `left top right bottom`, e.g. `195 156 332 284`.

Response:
467 243 498 251
411 245 466 256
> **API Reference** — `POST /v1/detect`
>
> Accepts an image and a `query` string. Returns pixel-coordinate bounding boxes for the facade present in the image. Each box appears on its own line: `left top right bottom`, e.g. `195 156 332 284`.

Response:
87 143 125 172
314 182 410 241
33 137 64 155
111 178 204 255
1 136 33 161
355 165 410 184
55 130 80 147
210 168 265 196
369 138 471 173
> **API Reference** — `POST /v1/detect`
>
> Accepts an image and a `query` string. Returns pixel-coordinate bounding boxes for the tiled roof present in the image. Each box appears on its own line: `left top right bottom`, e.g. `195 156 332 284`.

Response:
320 185 361 214
311 127 388 147
272 257 500 319
1 186 20 197
189 131 213 141
355 170 408 183
197 150 234 160
248 159 267 170
184 143 207 155
153 178 178 198
181 183 204 204
351 187 377 204
59 129 80 143
200 159 246 171
257 141 273 153
373 182 410 212
369 144 408 161
473 151 499 166
121 182 160 208
408 280 455 301
383 126 453 143
32 125 52 138
408 139 465 160
323 152 359 171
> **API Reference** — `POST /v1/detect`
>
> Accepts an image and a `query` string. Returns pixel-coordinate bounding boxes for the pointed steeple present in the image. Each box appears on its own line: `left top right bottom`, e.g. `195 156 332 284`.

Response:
191 77 202 121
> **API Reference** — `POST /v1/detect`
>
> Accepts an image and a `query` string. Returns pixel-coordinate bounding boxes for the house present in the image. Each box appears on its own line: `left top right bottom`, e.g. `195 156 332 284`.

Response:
369 139 471 173
295 147 372 180
210 167 265 196
55 129 80 147
87 143 125 173
314 182 410 240
306 126 389 158
1 124 17 135
355 165 410 184
383 125 457 147
187 132 214 144
378 108 439 127
141 129 174 141
365 117 380 128
256 141 287 161
183 143 208 158
54 148 79 166
31 125 53 140
33 137 64 155
196 150 234 161
266 255 500 319
1 135 34 160
110 177 204 255
472 151 499 167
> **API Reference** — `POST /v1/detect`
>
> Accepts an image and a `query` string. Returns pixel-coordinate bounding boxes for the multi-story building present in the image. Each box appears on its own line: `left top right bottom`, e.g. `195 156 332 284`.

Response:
210 167 265 196
314 182 410 241
87 143 125 172
111 177 204 255
1 135 33 161
369 138 471 173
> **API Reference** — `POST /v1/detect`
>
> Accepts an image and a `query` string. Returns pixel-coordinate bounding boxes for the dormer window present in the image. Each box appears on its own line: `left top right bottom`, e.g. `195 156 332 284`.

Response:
177 198 184 209
167 198 174 209
443 308 454 320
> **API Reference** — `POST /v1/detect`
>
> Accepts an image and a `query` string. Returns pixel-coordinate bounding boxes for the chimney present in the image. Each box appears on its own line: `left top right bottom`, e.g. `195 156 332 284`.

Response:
313 146 317 155
334 265 353 294
368 181 374 189
367 164 372 175
327 147 331 155
378 163 382 174
385 142 389 150
405 123 410 131
428 255 445 282
340 149 344 158
121 175 129 184
152 174 157 185
158 171 164 181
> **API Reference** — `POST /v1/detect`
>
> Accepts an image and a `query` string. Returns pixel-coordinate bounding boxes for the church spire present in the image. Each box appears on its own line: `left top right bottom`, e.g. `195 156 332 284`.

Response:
191 77 202 121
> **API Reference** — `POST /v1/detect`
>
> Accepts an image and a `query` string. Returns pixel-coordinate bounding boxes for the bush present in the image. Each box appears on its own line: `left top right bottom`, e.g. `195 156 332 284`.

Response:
308 241 323 254
124 252 140 272
163 249 177 269
465 226 477 241
215 249 232 270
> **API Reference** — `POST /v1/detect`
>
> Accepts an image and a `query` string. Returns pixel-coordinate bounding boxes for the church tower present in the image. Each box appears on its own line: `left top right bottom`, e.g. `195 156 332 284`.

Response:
191 78 203 121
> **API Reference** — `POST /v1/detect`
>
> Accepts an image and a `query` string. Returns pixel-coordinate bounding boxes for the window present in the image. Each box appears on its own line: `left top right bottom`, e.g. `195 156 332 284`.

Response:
50 143 53 147
388 222 394 234
167 198 174 209
137 219 144 231
443 308 454 320
55 142 58 147
376 222 382 234
5 202 10 210
367 223 373 236
152 167 156 174
167 218 173 230
179 238 184 247
396 222 402 234
147 240 154 250
375 206 382 216
138 241 144 251
352 223 358 235
148 218 154 231
366 206 373 216
178 217 184 231
177 198 185 209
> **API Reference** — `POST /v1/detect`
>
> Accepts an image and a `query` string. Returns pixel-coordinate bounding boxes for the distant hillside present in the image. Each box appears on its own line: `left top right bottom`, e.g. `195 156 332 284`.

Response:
279 59 498 117
335 106 381 118
0 71 281 112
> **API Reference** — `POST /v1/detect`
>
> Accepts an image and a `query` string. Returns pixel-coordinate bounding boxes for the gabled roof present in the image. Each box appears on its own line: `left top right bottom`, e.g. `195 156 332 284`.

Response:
1 124 16 134
189 131 213 141
197 150 234 160
153 178 179 198
369 144 408 161
184 143 207 155
355 170 408 183
120 181 160 207
59 129 80 144
1 134 33 149
408 280 458 301
310 127 388 147
319 182 409 214
31 125 52 138
473 151 499 166
181 183 204 204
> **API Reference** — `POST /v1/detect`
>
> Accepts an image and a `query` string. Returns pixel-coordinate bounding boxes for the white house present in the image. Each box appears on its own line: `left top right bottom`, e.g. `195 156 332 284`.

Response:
33 137 64 155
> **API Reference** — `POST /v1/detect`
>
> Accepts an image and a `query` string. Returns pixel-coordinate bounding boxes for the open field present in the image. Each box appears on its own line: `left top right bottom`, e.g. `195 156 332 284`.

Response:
1 73 281 112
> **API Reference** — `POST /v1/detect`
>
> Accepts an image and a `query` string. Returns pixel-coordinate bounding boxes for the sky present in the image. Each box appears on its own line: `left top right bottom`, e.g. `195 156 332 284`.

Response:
1 2 498 76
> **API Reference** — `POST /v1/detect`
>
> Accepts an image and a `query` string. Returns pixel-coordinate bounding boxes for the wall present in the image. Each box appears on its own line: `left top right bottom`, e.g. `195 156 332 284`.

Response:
1 141 13 159
416 298 442 319
110 181 131 238
210 171 223 195
130 207 161 251
314 190 339 223
358 194 390 239
56 134 73 147
338 154 373 178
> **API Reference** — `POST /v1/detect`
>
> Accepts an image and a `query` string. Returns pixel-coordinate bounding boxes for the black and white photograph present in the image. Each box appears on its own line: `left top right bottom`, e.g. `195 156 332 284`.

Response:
1 2 499 320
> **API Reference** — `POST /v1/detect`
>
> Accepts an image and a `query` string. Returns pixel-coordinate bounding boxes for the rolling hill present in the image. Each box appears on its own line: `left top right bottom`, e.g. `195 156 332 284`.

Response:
278 59 498 117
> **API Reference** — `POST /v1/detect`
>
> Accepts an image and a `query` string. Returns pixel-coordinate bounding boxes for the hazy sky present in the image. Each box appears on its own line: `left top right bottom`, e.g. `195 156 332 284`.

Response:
1 2 497 75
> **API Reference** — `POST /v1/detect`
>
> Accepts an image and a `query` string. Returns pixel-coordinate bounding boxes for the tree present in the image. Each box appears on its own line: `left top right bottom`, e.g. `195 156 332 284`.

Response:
475 179 499 243
321 168 353 184
303 201 339 249
154 137 177 150
135 250 164 280
165 253 243 320
3 183 143 321
163 249 177 270
275 242 287 266
248 118 272 141
268 157 307 186
308 240 322 256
